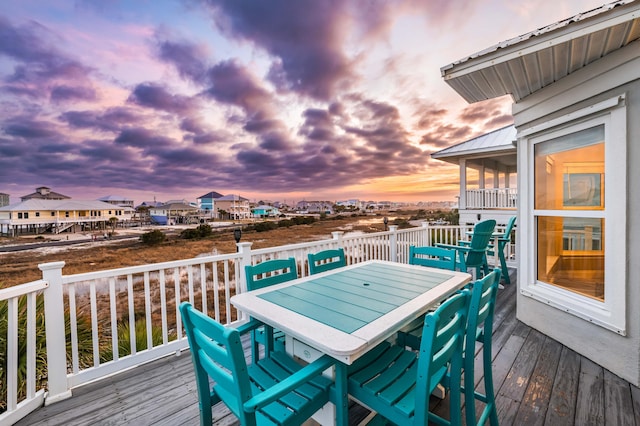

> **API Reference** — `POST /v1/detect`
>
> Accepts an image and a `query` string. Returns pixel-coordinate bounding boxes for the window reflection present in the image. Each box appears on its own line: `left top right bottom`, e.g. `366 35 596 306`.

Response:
534 125 605 301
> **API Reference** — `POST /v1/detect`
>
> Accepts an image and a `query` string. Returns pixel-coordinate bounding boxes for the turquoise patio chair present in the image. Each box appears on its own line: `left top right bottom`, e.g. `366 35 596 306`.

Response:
308 248 346 275
459 217 515 284
408 245 457 271
463 268 501 426
179 303 334 426
396 269 502 425
244 258 298 359
347 290 470 426
488 216 516 284
396 245 458 349
437 219 496 278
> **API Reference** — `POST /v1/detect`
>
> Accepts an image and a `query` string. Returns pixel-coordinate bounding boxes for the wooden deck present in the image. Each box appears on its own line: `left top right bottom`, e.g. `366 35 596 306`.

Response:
16 269 640 425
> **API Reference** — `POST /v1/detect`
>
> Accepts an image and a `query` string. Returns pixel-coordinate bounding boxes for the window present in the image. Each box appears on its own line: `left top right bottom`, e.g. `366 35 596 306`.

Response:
51 212 55 216
522 97 626 334
534 126 605 301
18 212 22 219
65 211 70 218
36 212 40 217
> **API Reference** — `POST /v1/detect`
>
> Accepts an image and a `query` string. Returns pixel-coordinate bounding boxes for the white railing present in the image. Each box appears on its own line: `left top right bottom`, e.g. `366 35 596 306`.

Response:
0 280 48 426
1 222 517 423
466 188 517 209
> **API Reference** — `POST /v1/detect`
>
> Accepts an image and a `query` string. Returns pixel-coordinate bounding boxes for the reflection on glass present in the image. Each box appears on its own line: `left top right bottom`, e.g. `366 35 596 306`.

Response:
537 217 604 301
534 126 604 211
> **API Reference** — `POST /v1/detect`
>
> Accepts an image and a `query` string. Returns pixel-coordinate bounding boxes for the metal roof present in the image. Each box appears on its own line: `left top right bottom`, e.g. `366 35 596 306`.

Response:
98 195 133 202
441 0 640 103
431 125 517 166
0 199 126 211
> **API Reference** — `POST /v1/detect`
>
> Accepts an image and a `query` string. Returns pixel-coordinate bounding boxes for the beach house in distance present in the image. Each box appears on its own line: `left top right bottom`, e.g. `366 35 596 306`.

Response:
0 187 134 236
439 0 640 386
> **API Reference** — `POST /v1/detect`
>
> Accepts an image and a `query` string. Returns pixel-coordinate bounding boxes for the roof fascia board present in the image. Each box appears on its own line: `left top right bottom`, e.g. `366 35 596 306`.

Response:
441 5 640 81
431 145 515 159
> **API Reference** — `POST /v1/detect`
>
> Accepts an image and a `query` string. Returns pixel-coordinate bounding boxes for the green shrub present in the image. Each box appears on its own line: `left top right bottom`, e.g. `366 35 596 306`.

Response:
140 230 166 245
180 224 213 239
253 222 278 232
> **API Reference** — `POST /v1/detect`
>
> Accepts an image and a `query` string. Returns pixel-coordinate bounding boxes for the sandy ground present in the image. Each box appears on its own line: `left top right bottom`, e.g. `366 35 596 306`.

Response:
0 222 239 254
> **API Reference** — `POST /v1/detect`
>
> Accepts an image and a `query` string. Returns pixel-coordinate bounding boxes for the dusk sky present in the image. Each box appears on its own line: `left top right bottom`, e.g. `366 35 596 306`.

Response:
0 0 606 205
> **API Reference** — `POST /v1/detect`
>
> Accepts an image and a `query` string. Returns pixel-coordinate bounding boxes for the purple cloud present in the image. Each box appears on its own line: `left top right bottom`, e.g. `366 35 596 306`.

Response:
155 38 209 84
128 83 198 115
50 85 98 103
199 0 354 100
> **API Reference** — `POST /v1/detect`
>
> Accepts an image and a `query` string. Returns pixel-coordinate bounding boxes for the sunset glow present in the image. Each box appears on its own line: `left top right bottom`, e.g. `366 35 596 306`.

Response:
0 0 606 204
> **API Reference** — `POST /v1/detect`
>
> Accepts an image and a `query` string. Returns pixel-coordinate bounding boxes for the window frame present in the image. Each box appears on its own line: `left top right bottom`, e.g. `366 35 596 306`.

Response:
521 97 627 335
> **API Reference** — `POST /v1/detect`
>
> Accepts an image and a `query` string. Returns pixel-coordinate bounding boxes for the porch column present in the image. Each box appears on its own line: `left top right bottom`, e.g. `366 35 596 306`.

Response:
459 159 467 210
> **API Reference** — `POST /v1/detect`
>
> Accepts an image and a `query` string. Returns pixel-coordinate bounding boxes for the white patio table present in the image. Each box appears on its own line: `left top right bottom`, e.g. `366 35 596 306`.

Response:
231 259 471 426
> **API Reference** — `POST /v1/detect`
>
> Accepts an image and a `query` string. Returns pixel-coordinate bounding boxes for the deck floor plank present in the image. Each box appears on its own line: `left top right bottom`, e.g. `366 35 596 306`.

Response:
14 270 639 425
514 336 563 425
544 346 581 426
603 369 637 426
575 357 605 425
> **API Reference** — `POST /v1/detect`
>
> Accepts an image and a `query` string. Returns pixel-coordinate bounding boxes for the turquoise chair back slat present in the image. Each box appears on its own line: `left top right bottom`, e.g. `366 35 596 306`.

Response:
462 219 497 270
245 258 298 290
244 258 297 360
308 248 346 275
501 215 517 239
465 268 501 426
180 302 334 426
408 245 456 270
180 303 253 425
348 290 470 425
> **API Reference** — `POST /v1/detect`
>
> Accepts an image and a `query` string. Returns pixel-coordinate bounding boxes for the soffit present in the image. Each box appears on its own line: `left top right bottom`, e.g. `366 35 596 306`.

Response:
441 1 640 103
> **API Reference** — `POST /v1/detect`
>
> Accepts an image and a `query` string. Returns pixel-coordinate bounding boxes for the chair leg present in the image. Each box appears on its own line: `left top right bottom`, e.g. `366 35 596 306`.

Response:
498 241 510 285
482 254 490 276
466 334 498 426
457 250 467 273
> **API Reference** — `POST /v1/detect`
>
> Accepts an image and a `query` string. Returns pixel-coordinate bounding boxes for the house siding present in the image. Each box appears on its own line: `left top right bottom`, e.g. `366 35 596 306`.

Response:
514 42 640 386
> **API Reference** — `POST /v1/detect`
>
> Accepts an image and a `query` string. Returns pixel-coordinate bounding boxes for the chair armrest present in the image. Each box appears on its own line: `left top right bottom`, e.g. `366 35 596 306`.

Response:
244 355 336 412
435 243 471 253
234 318 266 335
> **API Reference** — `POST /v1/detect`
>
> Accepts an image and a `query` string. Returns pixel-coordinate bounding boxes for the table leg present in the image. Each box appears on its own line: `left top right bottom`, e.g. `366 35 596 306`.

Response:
335 362 348 426
287 335 348 425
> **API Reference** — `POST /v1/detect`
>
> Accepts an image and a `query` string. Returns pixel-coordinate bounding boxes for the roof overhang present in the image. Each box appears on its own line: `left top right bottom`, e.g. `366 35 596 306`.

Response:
441 1 640 103
431 125 517 167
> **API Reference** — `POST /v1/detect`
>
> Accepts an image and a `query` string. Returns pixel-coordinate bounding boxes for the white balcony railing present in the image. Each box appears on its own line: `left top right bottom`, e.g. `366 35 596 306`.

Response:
465 188 517 209
0 280 48 425
0 223 517 424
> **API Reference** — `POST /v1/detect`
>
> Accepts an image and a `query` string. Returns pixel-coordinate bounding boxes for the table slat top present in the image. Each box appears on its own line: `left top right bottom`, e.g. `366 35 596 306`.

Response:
259 262 454 333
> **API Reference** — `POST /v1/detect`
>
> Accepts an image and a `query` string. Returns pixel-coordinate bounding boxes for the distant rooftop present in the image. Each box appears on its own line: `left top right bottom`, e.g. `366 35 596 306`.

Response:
21 186 70 201
217 194 248 201
99 195 133 201
0 199 129 211
197 191 224 199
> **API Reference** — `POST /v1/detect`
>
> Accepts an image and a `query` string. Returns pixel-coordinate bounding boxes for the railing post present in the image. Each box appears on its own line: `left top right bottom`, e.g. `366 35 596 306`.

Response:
389 225 398 262
39 261 72 405
331 231 344 246
236 242 254 294
421 222 430 246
